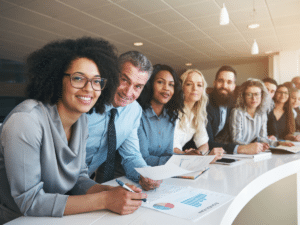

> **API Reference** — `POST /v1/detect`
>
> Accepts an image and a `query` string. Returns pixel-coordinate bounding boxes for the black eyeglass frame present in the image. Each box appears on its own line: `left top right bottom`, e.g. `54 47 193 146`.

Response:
64 72 107 91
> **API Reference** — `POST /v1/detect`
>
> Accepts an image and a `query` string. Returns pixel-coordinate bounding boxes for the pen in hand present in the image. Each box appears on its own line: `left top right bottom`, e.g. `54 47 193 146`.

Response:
116 179 148 203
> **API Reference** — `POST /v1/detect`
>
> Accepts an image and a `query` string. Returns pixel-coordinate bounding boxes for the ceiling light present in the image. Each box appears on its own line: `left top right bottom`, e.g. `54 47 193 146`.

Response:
185 63 192 66
248 0 260 30
133 42 143 46
251 39 259 55
220 3 229 25
248 23 260 29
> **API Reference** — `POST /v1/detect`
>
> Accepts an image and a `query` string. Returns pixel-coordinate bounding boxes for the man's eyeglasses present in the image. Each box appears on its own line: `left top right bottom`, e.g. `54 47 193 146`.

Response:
65 72 107 91
245 92 261 98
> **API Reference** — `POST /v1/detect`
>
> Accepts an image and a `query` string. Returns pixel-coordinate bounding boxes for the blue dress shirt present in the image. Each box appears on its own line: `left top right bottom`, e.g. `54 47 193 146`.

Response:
138 107 174 166
86 101 148 182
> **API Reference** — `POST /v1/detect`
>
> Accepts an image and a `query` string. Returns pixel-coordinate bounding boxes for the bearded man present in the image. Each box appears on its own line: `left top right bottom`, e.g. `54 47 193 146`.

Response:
207 66 264 154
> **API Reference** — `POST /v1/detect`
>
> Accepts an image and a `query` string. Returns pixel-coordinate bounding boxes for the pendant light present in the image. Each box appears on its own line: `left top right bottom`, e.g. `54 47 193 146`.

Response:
220 3 229 25
248 0 260 29
251 39 259 55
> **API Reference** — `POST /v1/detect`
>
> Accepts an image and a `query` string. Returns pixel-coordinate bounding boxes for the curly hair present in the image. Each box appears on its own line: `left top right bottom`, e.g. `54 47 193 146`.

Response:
274 85 295 135
137 64 184 124
235 78 271 114
26 37 119 114
179 69 208 132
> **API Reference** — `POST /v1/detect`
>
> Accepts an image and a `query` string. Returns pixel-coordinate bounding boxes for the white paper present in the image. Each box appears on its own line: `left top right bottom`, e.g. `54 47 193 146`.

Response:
223 151 272 159
166 155 215 170
142 185 234 221
135 163 191 180
135 155 215 180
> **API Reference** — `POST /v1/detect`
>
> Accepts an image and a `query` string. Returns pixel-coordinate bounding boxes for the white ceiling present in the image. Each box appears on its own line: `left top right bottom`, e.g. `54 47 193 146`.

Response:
1 0 300 71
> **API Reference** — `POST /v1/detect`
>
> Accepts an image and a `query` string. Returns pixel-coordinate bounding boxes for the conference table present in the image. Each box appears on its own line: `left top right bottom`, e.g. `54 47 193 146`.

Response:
6 152 300 225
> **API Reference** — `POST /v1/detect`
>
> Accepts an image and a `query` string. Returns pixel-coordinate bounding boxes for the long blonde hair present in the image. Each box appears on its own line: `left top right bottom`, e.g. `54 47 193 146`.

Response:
179 69 208 132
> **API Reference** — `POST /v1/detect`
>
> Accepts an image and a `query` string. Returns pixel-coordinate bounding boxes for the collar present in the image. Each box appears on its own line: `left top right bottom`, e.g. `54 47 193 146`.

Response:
145 106 167 119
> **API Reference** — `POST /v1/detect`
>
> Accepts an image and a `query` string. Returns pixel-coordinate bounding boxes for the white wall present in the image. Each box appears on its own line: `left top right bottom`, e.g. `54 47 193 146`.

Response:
233 173 297 225
199 59 269 87
270 50 300 84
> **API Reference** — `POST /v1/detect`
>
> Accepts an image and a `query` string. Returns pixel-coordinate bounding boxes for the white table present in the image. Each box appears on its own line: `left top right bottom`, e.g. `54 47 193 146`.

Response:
6 153 300 225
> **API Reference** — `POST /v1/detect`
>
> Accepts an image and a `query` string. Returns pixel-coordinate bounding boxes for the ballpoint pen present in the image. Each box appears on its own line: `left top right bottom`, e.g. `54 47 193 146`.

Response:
116 179 148 203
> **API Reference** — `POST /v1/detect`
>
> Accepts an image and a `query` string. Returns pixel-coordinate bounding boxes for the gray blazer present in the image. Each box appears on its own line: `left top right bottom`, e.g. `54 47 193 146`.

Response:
0 100 96 223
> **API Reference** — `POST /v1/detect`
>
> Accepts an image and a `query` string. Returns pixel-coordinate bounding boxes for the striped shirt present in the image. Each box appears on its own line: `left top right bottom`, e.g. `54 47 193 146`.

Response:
230 108 277 147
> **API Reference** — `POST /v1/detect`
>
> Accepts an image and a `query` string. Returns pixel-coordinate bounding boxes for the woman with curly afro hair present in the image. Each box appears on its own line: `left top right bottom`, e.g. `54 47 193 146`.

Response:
0 37 146 224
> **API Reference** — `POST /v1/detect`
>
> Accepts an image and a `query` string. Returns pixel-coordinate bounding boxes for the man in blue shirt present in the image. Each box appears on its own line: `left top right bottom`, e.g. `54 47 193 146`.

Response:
207 65 264 154
86 51 161 190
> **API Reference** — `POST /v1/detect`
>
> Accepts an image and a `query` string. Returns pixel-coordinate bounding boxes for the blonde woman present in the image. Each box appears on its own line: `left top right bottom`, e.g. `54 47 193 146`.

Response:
173 69 223 159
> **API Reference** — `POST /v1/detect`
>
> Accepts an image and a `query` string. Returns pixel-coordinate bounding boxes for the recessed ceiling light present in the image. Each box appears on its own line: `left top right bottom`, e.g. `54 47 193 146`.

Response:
247 23 260 29
185 63 192 66
133 42 143 46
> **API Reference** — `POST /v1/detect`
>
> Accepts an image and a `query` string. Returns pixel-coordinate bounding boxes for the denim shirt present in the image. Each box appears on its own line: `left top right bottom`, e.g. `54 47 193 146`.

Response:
138 107 174 166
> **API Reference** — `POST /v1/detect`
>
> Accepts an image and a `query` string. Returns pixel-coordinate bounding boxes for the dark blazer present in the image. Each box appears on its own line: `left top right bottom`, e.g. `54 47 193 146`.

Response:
206 91 237 154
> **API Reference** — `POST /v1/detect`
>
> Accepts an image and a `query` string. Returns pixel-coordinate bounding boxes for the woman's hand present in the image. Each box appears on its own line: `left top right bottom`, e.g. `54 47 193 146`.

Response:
262 143 270 151
184 148 200 155
268 135 277 141
104 184 146 215
278 141 295 147
174 147 185 154
292 135 300 142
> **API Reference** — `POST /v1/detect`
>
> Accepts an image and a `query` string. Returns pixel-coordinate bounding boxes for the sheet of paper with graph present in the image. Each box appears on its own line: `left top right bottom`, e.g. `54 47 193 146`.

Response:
141 183 234 221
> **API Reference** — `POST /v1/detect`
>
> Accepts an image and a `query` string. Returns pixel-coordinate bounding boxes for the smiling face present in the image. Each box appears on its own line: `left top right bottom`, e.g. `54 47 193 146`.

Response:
244 86 262 110
151 70 174 106
183 72 204 105
264 82 277 99
275 86 289 104
290 91 300 108
57 57 101 117
113 61 149 107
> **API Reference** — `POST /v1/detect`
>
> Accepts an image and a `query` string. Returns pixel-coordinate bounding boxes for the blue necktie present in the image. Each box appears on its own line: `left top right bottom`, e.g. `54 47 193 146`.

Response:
101 108 117 183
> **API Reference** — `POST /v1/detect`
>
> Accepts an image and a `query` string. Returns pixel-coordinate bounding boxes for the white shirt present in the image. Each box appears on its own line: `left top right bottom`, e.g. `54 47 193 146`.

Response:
173 114 209 150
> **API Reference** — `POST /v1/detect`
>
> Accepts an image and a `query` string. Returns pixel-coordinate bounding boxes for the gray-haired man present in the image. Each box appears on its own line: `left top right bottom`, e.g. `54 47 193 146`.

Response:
86 51 161 190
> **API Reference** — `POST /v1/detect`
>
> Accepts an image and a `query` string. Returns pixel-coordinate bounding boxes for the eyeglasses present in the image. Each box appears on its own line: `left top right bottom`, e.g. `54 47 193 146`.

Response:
245 92 261 98
277 91 289 95
65 72 107 91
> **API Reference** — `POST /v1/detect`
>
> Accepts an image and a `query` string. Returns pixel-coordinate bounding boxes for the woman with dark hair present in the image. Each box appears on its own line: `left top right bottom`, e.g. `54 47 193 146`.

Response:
137 64 184 166
230 79 292 153
268 85 296 141
0 37 145 224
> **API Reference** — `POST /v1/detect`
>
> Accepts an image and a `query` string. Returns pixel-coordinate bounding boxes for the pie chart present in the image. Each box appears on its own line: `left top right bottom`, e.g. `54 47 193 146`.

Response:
153 203 174 210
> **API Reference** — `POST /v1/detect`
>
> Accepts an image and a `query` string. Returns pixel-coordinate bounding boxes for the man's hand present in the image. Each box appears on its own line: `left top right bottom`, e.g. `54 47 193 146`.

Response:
237 142 264 154
139 175 162 191
104 184 146 215
209 147 224 162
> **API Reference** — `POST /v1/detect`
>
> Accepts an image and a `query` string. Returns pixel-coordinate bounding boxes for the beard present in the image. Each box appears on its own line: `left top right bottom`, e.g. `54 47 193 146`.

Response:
211 88 234 106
